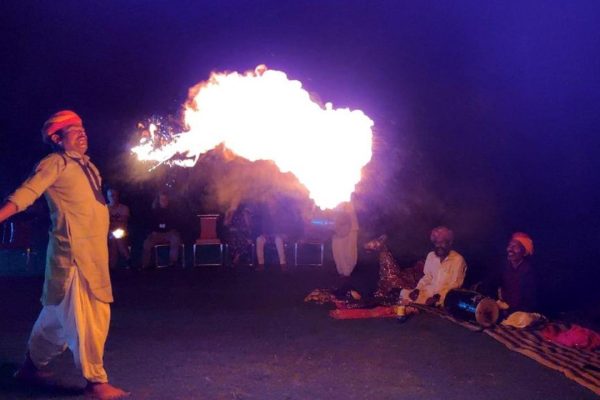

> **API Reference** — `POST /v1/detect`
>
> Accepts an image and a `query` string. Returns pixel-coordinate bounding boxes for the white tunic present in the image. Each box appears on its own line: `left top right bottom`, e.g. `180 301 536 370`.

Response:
402 250 467 305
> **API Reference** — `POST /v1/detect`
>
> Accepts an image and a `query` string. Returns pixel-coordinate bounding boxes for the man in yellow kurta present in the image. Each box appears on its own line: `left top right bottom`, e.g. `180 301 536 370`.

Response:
0 110 128 399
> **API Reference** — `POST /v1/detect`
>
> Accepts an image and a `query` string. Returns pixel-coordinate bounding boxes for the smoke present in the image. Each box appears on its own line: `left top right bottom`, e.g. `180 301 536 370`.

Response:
177 146 314 216
354 121 500 270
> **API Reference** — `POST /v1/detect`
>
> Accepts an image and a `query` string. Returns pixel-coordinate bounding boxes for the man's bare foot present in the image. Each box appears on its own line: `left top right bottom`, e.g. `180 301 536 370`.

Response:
85 382 130 399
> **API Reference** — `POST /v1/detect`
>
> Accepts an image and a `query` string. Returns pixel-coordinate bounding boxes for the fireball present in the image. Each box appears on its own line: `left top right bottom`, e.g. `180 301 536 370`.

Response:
132 65 374 209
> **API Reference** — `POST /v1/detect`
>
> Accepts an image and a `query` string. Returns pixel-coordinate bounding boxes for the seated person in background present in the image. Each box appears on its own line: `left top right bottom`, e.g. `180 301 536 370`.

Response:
107 188 131 269
255 196 300 272
224 202 253 266
487 232 537 313
141 191 181 269
401 226 467 306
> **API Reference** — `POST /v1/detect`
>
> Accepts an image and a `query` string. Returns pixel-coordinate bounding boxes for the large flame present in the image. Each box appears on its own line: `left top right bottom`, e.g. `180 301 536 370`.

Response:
132 65 374 209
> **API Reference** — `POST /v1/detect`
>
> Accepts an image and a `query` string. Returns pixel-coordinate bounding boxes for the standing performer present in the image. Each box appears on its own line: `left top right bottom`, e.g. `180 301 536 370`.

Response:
0 111 129 399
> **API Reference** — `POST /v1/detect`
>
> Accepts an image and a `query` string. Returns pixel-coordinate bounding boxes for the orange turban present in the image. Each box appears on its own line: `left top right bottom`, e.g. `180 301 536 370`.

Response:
41 110 82 143
511 232 534 256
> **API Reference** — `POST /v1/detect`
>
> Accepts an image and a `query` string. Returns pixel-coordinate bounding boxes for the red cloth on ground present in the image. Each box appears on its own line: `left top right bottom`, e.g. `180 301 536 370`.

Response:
541 324 600 350
329 306 396 320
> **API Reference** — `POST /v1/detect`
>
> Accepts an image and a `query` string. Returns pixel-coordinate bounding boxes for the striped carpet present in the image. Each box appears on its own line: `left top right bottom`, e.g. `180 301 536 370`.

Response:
411 303 483 332
485 323 600 396
414 304 600 396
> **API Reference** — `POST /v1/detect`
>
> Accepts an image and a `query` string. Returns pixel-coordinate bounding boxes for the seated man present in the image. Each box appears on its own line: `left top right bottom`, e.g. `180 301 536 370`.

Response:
107 188 131 269
141 191 181 269
401 226 467 306
255 197 301 272
487 232 537 313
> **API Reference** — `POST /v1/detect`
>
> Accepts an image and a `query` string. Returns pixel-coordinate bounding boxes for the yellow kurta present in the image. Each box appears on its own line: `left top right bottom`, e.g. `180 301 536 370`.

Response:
8 151 112 305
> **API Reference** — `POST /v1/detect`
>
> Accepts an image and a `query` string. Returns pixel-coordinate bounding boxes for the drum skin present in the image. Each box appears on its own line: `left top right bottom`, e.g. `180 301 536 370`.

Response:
444 289 499 327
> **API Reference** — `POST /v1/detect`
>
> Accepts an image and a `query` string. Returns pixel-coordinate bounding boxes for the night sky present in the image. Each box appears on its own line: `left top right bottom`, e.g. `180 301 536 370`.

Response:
1 1 599 310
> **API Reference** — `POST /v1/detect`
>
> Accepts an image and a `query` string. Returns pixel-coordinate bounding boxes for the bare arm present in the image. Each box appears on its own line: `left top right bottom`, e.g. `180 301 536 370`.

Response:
0 201 19 224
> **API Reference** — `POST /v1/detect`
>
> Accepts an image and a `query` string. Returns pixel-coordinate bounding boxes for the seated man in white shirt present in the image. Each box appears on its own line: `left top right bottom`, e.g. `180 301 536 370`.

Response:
400 226 467 307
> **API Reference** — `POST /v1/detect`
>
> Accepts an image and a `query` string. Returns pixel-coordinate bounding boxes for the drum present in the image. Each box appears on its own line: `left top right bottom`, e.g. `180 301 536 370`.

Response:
443 289 499 327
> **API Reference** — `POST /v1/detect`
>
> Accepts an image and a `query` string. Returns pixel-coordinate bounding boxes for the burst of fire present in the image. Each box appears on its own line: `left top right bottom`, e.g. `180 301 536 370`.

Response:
131 65 374 209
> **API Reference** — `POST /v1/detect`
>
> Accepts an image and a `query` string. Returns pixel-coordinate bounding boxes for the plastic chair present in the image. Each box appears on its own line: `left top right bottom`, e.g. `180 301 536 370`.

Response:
193 214 225 266
294 239 325 266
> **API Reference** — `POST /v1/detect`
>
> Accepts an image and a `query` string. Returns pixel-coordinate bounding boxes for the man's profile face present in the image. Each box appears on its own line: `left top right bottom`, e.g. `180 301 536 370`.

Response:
58 123 88 155
432 238 452 259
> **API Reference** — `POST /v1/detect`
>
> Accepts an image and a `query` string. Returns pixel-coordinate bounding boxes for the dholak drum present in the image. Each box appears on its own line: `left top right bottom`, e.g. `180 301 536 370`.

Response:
444 289 499 327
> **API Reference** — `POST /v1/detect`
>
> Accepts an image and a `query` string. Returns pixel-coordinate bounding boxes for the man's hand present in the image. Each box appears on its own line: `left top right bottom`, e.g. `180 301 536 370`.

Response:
496 299 509 310
409 289 419 301
425 294 440 307
0 202 18 224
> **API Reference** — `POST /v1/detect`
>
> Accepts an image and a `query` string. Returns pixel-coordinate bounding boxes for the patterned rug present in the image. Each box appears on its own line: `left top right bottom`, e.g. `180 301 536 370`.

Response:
485 323 600 396
411 303 483 332
414 304 600 396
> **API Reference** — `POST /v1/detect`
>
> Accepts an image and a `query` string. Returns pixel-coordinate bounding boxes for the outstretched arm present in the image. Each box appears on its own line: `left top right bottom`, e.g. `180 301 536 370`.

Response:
0 201 18 224
4 153 64 220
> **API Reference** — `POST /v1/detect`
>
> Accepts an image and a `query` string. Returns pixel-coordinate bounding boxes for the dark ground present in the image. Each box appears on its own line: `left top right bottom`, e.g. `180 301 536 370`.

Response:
0 260 598 400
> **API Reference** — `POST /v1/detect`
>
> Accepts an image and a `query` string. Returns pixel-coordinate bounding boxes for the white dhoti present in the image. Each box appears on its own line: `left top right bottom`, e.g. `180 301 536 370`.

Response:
332 231 358 277
28 266 110 383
